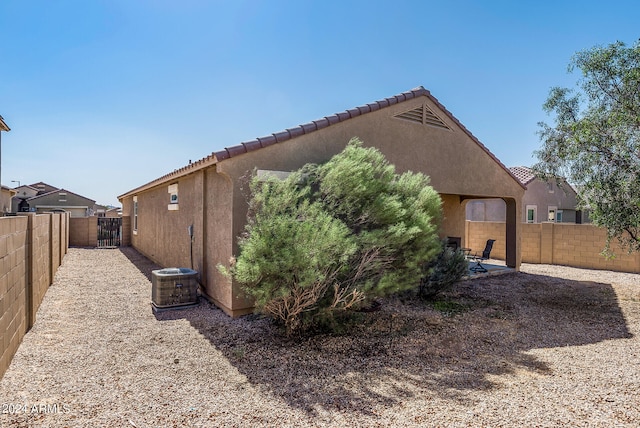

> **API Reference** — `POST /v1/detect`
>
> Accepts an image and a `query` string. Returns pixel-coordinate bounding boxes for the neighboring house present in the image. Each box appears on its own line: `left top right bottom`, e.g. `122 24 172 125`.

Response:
95 205 122 217
0 185 16 213
105 207 122 218
12 183 97 217
119 86 526 317
30 181 60 195
466 166 585 224
510 166 584 224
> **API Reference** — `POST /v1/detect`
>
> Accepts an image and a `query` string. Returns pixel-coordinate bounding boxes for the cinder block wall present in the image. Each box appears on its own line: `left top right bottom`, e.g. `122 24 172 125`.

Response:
468 220 640 273
0 216 28 379
51 214 61 279
69 217 97 247
465 221 506 259
28 214 52 327
0 213 69 380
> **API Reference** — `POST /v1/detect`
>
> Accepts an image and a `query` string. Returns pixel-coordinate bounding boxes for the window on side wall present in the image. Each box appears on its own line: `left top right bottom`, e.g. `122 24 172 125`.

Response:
133 196 138 233
526 205 537 223
556 210 563 223
168 183 179 211
547 206 557 222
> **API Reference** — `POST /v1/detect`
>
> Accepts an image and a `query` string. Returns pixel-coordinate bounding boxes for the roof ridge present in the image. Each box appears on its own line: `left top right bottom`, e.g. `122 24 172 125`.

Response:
213 86 431 161
28 188 96 203
118 85 525 199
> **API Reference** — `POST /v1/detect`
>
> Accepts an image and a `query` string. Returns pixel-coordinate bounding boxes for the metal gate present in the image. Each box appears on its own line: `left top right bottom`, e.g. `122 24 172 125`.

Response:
97 217 122 247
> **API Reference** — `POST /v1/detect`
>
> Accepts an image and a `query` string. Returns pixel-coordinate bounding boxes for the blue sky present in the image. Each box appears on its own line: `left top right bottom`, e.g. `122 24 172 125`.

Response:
1 0 638 206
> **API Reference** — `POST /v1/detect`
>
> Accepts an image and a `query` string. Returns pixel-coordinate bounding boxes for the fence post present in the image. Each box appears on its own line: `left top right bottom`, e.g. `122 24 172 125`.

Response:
540 222 554 265
22 213 35 330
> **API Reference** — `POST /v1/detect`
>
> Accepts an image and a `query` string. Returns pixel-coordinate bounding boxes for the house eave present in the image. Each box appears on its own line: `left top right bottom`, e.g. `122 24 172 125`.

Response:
118 85 526 199
0 116 10 132
118 154 219 201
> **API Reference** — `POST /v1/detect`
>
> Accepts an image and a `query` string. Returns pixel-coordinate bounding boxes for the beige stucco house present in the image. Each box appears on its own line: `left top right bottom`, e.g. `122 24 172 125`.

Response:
119 86 525 316
12 183 97 217
510 166 584 223
466 166 585 224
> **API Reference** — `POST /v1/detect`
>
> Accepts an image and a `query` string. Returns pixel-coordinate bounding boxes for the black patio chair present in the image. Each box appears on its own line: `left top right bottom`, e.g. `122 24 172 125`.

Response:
468 239 496 273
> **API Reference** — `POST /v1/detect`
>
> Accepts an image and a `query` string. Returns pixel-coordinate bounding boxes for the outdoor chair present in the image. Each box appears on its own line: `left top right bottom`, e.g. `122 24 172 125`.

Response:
468 239 496 273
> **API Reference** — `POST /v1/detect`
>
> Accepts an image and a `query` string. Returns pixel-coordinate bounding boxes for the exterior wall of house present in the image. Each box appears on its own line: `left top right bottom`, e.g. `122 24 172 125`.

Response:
121 94 524 316
212 96 523 314
127 173 202 269
467 220 640 273
120 167 241 315
441 194 468 245
0 213 69 379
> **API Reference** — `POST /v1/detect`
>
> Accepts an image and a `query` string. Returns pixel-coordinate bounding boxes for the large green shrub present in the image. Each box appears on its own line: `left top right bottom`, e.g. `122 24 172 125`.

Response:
228 138 443 335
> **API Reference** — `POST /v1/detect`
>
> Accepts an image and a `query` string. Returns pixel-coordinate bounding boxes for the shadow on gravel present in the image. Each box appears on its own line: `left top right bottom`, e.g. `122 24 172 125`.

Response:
121 247 633 416
120 246 162 282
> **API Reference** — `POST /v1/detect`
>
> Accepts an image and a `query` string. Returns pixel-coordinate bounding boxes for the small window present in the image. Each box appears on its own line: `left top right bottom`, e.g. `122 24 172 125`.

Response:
133 197 138 232
168 183 179 210
548 206 557 222
526 205 537 223
556 210 563 223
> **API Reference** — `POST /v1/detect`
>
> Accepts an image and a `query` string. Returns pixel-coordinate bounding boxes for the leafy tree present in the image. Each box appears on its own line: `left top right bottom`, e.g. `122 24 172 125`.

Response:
534 40 640 253
228 138 443 334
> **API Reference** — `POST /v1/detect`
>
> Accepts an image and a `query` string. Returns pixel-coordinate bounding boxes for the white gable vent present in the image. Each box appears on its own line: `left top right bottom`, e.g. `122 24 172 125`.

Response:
394 103 451 130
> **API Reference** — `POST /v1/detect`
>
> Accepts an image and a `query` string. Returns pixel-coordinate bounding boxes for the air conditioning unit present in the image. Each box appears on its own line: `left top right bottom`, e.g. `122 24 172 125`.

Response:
151 268 199 311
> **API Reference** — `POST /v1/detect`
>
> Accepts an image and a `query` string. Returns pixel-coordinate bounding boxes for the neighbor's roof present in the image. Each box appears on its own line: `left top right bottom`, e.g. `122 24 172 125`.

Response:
0 115 9 132
509 166 537 186
28 188 96 204
119 86 525 199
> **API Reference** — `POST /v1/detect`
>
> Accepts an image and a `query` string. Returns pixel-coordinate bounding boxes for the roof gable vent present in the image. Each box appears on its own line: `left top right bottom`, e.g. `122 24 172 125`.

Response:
394 103 451 130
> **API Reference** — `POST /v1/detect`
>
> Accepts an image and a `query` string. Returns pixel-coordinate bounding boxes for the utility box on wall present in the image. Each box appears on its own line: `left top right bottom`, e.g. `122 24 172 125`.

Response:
151 268 198 310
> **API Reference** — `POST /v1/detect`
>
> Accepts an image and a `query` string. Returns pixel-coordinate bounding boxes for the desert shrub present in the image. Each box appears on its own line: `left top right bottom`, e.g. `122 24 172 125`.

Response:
312 139 442 297
228 138 443 335
418 242 469 299
231 173 361 335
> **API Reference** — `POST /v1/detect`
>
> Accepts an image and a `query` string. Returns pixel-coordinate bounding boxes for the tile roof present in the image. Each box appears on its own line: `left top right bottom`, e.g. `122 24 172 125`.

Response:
28 188 96 204
213 86 431 161
119 86 525 199
508 166 537 186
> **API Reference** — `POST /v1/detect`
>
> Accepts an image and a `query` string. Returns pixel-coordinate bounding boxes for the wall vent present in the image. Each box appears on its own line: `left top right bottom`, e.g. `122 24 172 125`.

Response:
394 103 451 130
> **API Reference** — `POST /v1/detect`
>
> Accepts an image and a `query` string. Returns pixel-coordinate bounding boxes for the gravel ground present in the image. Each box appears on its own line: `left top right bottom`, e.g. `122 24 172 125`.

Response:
1 247 639 427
